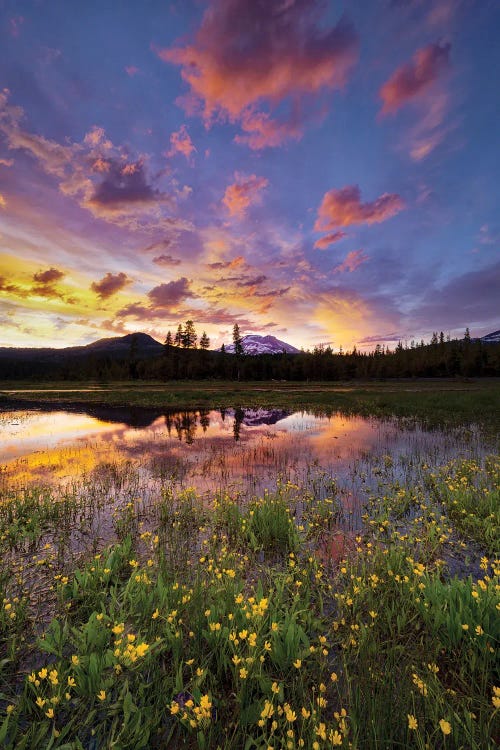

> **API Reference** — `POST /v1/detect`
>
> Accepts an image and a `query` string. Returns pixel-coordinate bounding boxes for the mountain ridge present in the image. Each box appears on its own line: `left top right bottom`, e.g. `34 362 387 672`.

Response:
223 334 300 355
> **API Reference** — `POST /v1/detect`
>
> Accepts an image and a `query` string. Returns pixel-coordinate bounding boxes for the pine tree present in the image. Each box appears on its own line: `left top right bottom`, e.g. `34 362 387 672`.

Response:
199 331 210 350
232 323 244 357
174 324 183 347
165 330 173 348
182 320 197 349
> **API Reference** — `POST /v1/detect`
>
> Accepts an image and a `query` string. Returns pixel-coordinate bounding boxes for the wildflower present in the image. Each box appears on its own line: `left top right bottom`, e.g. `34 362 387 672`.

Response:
36 697 46 708
152 609 159 619
67 676 76 688
331 672 338 682
261 701 274 719
302 707 311 718
49 670 58 686
315 723 327 740
330 730 343 746
408 714 418 730
439 719 452 735
136 643 149 657
462 624 469 631
239 668 248 679
6 705 14 715
170 701 180 715
293 659 302 668
71 655 79 666
284 705 296 722
271 682 280 694
97 690 106 701
475 625 484 636
45 708 55 719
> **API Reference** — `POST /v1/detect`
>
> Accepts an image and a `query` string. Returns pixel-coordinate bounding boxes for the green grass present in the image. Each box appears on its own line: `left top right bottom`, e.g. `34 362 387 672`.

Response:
0 451 499 748
1 378 500 430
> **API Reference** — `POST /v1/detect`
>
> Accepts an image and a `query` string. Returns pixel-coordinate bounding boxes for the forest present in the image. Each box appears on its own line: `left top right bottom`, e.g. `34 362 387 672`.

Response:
1 323 499 381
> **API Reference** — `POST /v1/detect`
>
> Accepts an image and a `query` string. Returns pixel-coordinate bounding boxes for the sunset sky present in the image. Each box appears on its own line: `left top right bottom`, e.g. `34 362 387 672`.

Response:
0 0 498 351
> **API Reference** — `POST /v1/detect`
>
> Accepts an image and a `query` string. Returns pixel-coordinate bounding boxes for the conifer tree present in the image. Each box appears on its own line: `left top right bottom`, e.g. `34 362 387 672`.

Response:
232 323 244 357
199 331 210 350
182 320 197 349
174 324 183 347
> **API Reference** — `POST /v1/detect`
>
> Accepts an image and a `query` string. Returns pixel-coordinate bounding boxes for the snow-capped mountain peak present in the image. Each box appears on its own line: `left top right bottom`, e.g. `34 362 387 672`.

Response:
480 329 500 344
222 334 300 355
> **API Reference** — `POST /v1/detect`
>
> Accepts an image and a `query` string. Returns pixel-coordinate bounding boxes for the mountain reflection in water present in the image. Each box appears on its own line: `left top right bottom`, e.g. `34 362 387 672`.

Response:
0 405 489 501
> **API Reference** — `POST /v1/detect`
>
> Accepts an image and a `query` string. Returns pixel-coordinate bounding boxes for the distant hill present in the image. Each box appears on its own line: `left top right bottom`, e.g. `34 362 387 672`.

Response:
0 332 164 362
223 334 300 355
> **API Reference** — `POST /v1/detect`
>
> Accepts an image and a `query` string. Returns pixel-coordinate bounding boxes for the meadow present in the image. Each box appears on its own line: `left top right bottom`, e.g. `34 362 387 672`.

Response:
0 384 498 749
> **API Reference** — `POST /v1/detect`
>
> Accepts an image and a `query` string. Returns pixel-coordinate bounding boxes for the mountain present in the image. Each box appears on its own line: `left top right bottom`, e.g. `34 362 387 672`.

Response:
223 334 300 355
0 333 164 362
480 330 500 344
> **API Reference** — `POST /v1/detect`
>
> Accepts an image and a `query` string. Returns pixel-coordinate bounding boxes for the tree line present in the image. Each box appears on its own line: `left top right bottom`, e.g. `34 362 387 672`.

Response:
1 325 498 381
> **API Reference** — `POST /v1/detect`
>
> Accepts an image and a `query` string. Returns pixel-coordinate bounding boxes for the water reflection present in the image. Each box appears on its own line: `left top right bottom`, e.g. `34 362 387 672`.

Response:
0 405 490 499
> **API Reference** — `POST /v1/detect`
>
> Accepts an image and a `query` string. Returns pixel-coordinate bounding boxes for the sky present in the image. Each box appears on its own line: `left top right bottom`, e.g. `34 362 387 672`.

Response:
0 0 499 351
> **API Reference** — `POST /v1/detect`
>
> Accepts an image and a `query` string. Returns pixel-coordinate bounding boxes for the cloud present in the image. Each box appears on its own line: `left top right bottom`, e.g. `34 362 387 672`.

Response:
236 274 267 287
0 91 190 233
168 125 196 160
91 272 132 300
313 231 347 249
33 267 65 284
125 66 139 77
380 42 450 114
87 159 162 210
158 0 358 148
207 255 245 270
222 173 269 217
0 158 14 167
0 193 6 208
333 249 369 274
314 185 404 232
409 260 500 329
147 277 192 309
153 254 182 267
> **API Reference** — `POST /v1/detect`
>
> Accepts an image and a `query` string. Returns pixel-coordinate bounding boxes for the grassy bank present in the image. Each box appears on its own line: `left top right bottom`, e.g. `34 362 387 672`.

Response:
0 451 498 748
1 378 500 429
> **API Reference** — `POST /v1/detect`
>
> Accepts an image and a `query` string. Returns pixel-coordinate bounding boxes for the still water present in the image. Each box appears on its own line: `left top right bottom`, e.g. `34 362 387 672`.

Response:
0 404 491 501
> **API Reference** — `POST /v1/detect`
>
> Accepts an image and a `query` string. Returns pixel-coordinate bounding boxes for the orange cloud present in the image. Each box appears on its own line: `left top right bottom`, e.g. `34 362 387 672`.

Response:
313 231 347 250
314 185 404 232
168 124 196 160
158 0 358 148
222 173 268 218
380 42 450 114
0 193 6 208
333 250 369 274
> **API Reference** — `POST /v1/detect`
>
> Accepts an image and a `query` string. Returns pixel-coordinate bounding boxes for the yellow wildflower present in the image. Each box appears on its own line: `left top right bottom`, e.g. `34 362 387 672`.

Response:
439 719 451 735
408 714 418 730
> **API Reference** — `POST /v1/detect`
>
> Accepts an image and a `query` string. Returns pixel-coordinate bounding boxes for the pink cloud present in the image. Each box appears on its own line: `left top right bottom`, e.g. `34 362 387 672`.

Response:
380 42 450 114
168 125 196 160
314 231 347 250
222 173 269 217
125 66 139 77
314 185 404 232
333 249 369 274
157 0 358 148
91 272 132 299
